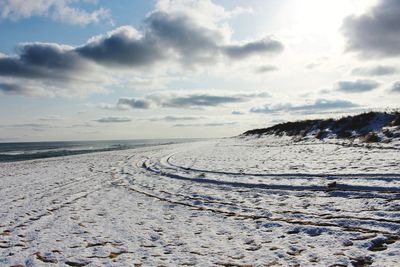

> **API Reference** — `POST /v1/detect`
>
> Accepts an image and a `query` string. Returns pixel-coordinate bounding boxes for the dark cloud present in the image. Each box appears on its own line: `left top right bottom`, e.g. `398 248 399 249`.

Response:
0 82 29 95
0 56 41 79
255 65 278 73
351 66 397 76
336 80 380 93
0 43 101 97
117 98 152 109
0 43 86 80
232 111 245 115
391 82 400 93
163 94 246 108
95 117 131 123
223 38 283 59
342 0 400 58
113 92 269 110
18 43 84 71
145 11 221 63
250 99 358 114
76 27 163 67
77 12 283 67
146 12 283 62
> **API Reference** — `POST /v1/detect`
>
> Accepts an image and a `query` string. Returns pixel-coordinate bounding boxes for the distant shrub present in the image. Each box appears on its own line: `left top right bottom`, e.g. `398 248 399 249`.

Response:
315 130 326 139
363 132 379 143
333 112 377 133
382 129 393 138
337 130 352 139
390 115 400 126
299 130 307 137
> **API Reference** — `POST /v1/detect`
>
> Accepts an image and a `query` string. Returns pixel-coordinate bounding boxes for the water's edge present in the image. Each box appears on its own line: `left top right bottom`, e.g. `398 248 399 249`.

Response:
0 138 201 162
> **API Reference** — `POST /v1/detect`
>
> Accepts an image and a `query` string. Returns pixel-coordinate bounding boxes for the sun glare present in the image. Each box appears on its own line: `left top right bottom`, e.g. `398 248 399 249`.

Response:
287 0 368 33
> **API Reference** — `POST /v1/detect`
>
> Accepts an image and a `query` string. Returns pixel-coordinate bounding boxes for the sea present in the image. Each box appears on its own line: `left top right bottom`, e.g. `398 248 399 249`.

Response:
0 138 200 162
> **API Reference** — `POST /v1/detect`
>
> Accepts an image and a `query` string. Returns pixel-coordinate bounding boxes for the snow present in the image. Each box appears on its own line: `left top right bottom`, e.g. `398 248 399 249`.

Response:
0 136 399 266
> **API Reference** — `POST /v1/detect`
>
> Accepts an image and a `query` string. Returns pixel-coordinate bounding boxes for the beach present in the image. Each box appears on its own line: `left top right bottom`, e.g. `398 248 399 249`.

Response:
1 137 399 266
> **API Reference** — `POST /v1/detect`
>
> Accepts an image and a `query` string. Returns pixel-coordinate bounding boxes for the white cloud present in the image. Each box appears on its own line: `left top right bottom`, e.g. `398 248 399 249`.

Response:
0 0 111 26
153 0 254 45
155 0 252 25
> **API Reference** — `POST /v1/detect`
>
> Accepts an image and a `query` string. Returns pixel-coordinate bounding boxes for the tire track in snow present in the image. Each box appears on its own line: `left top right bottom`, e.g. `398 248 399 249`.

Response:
115 147 400 236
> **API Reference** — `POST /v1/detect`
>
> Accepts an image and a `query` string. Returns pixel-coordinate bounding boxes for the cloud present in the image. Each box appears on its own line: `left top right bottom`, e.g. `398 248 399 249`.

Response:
255 65 278 74
148 115 204 121
232 111 245 115
0 82 31 96
173 122 237 127
155 0 253 25
306 63 319 70
0 123 51 128
160 92 270 108
117 98 153 109
76 26 164 67
250 99 358 114
0 1 283 97
95 103 129 111
95 117 132 123
37 115 64 121
336 79 380 93
162 94 246 108
77 12 283 67
144 11 222 64
342 0 400 58
0 42 107 97
0 43 88 80
391 82 400 93
0 0 111 26
351 66 397 76
237 92 271 98
111 91 270 110
222 38 283 59
69 122 95 128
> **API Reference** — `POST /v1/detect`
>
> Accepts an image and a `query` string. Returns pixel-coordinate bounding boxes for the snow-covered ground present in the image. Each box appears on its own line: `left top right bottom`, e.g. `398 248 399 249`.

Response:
1 137 399 266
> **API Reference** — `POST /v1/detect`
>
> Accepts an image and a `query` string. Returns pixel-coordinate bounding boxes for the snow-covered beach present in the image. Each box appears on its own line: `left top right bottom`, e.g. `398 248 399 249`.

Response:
1 137 400 266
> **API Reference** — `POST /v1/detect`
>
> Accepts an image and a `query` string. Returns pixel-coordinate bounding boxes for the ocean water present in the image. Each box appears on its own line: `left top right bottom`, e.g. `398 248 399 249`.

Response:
0 138 199 162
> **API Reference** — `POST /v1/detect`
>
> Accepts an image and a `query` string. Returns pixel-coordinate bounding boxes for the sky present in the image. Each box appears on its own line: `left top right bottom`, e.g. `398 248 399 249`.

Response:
0 0 399 141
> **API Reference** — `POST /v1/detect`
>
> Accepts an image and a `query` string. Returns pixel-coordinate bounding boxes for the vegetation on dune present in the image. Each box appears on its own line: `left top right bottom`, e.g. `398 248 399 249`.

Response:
242 111 400 143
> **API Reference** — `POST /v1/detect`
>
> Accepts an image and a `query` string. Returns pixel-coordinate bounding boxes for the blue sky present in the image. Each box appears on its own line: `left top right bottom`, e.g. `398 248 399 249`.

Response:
0 0 399 141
